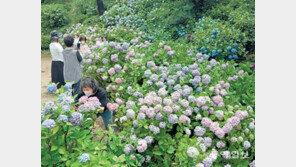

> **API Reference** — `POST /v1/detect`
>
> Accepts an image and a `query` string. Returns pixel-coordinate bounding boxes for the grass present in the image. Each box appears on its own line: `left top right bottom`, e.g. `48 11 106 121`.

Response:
41 50 51 57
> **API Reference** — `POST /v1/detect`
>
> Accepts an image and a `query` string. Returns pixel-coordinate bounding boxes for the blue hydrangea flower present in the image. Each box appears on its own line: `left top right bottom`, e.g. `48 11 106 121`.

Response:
231 48 237 53
150 74 159 82
42 119 56 129
47 84 57 93
217 49 222 53
227 46 231 50
211 35 215 38
144 70 152 77
228 55 233 59
62 105 71 112
233 55 238 59
144 136 154 144
64 82 72 91
233 43 238 47
58 115 68 122
79 153 90 163
45 101 55 110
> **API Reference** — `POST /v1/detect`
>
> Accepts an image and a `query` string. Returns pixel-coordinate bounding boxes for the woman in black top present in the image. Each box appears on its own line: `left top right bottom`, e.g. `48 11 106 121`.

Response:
75 77 112 130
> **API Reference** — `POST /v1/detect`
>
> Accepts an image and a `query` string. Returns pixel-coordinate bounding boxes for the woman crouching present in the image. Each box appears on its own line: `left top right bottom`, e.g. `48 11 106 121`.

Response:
75 77 113 130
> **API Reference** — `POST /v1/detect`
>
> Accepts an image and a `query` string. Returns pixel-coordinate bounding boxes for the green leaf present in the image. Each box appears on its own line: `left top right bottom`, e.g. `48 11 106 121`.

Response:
58 147 66 154
51 145 58 152
154 151 163 155
167 146 175 154
52 126 59 135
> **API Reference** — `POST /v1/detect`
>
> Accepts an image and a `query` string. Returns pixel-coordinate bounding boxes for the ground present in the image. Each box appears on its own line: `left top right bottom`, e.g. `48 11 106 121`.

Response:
41 54 54 103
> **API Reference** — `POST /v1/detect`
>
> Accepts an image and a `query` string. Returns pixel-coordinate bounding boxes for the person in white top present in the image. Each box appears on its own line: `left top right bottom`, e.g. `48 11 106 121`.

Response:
49 30 65 89
73 33 79 49
77 35 91 58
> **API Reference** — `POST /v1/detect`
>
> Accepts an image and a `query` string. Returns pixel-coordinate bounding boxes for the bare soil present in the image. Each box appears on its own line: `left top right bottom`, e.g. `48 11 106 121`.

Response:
41 55 54 103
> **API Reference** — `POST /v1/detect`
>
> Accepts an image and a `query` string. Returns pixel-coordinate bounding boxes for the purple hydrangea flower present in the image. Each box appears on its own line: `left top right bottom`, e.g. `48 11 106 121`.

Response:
194 126 206 137
202 74 211 84
69 112 83 126
244 141 251 149
123 144 134 154
159 121 166 128
168 114 178 124
156 113 163 120
126 109 135 119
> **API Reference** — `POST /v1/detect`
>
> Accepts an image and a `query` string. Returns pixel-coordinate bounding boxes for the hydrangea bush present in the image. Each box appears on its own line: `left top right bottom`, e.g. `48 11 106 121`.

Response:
42 22 255 166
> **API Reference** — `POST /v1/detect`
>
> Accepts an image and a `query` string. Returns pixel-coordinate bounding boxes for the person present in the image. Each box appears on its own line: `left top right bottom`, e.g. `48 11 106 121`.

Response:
62 35 83 96
77 35 91 58
73 33 80 49
75 77 113 130
103 36 108 46
49 30 65 89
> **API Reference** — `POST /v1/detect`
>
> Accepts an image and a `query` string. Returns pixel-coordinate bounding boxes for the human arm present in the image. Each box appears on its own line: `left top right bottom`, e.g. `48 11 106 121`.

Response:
76 51 82 62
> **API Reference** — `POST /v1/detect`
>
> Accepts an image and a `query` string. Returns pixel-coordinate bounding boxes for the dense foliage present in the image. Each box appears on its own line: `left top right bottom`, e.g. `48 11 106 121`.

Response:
42 24 255 166
41 0 255 57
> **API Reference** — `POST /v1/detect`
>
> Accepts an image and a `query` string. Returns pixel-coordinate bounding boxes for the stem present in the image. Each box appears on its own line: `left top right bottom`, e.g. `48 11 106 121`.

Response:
64 126 69 152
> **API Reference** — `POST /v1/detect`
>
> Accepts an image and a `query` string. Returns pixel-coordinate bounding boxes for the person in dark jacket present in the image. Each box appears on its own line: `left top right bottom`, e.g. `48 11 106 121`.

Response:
75 77 113 130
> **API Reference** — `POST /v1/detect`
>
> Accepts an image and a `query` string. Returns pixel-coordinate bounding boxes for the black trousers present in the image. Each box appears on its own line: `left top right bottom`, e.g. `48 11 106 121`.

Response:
51 61 65 89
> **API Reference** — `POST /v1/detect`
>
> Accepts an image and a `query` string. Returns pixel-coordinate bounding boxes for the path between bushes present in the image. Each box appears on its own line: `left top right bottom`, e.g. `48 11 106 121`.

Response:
41 55 54 103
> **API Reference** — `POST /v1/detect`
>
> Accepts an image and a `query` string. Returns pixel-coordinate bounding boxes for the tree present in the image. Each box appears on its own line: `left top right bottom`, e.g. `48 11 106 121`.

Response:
96 0 105 15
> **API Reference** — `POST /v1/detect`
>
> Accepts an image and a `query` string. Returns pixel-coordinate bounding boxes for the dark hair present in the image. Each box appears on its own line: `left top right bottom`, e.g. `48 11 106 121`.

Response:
64 35 74 47
80 77 99 93
79 36 87 42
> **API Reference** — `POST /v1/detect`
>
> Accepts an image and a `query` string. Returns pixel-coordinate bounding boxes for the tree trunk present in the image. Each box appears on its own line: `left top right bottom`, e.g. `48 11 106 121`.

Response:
96 0 105 16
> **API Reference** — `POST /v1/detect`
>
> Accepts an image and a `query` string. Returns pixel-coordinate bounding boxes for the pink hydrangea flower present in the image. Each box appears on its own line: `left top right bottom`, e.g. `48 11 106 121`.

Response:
138 98 145 105
222 123 233 134
179 115 191 124
201 117 212 127
172 92 181 101
108 68 115 75
227 116 241 127
137 139 147 153
115 98 124 105
163 98 173 106
220 89 227 96
115 78 122 84
172 105 181 112
238 70 244 76
163 106 173 114
215 129 225 139
102 47 107 53
140 105 148 113
78 96 88 103
154 104 162 112
210 122 220 132
146 108 156 118
88 97 99 103
183 109 192 116
164 45 171 51
107 103 118 111
223 83 230 89
153 97 162 104
158 87 167 96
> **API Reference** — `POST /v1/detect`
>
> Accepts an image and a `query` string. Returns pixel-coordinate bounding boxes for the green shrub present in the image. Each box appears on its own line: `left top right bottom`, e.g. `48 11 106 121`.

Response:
41 34 51 50
41 4 70 34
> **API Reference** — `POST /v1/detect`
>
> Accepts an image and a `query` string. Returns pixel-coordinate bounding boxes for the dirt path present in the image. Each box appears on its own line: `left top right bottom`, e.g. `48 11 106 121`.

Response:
41 55 54 103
